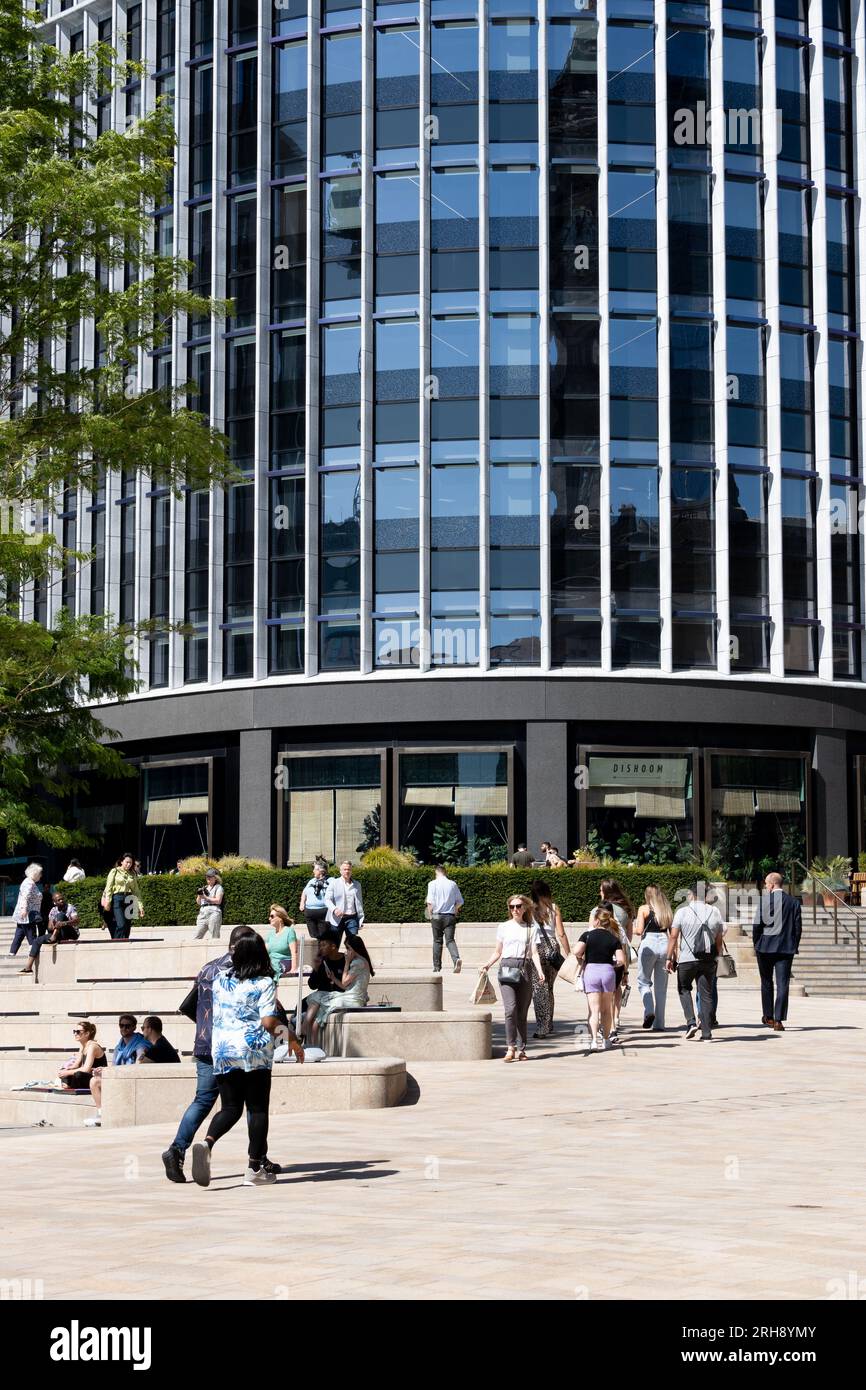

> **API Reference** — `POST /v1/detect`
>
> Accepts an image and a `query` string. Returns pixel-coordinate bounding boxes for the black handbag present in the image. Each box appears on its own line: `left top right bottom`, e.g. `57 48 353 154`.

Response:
537 918 565 973
498 925 531 987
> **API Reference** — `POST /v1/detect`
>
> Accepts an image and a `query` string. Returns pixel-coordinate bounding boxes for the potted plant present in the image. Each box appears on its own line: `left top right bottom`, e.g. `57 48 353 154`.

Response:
802 856 852 906
571 845 600 868
854 852 866 905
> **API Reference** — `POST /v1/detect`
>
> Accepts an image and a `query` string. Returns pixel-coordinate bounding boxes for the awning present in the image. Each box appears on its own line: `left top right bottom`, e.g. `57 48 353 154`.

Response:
454 785 508 816
755 790 801 813
178 796 209 815
145 798 181 827
403 785 455 808
714 789 756 817
634 792 686 819
587 790 637 809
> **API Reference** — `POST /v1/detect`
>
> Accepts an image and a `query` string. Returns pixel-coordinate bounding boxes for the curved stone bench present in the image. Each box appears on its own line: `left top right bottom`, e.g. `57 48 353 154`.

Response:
323 1009 492 1061
100 1057 407 1128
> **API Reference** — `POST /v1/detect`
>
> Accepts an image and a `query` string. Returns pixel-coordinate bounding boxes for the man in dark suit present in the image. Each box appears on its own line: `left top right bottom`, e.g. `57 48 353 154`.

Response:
752 871 802 1031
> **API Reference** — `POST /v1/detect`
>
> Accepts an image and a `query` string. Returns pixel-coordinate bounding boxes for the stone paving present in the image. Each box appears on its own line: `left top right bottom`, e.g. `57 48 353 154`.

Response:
0 973 862 1301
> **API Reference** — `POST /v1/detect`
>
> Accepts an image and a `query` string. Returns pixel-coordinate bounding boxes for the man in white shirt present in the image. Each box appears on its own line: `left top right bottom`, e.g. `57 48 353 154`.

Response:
666 885 724 1041
425 865 464 974
325 861 365 944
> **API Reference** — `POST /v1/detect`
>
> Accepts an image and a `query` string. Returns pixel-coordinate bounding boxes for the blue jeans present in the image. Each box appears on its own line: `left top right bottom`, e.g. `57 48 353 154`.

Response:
111 893 132 940
10 912 41 956
172 1059 218 1155
333 915 360 945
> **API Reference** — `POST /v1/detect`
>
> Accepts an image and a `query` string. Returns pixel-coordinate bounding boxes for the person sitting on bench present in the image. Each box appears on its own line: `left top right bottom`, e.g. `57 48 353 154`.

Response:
302 936 374 1046
18 891 80 975
139 1015 181 1064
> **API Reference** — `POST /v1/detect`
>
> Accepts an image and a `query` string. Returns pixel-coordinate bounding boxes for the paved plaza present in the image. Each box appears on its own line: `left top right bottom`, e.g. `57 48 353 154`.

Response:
0 976 862 1301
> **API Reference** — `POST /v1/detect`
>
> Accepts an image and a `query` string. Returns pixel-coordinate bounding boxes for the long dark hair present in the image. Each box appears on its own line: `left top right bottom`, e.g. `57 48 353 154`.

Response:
230 933 273 981
345 935 375 977
600 878 635 921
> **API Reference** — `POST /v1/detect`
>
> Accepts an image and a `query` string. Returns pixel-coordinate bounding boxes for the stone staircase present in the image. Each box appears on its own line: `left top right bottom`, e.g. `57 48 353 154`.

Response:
725 897 866 999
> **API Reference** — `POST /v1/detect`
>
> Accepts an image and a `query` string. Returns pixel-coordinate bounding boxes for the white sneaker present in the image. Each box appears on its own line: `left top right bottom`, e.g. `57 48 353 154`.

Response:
244 1166 277 1186
602 1038 612 1051
84 1116 101 1128
595 1036 605 1051
453 959 462 974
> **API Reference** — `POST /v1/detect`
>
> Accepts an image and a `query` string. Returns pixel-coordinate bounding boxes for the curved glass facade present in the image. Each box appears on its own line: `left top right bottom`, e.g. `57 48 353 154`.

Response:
34 0 865 691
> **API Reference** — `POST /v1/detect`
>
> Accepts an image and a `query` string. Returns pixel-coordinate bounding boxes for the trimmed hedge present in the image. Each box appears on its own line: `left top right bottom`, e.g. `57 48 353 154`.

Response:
70 864 703 929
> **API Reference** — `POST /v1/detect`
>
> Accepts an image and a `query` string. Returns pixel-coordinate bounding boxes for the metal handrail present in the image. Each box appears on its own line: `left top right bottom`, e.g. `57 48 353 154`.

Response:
788 860 862 966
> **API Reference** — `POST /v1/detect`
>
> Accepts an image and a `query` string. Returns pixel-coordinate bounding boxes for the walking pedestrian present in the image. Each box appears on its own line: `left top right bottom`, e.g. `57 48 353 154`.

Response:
299 861 330 938
163 926 280 1184
425 864 464 974
666 884 724 1041
530 879 570 1037
101 853 142 940
9 864 44 957
324 860 364 942
752 870 802 1032
633 884 673 1031
480 894 545 1063
598 879 635 1039
574 906 626 1052
191 932 303 1188
193 869 224 939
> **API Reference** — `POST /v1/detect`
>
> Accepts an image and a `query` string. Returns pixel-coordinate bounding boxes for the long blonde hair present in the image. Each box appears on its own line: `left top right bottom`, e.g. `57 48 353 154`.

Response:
505 894 534 925
644 884 673 931
592 905 620 940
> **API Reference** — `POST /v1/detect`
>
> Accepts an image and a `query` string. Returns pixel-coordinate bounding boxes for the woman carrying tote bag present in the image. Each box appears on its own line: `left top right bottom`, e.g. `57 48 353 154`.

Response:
479 894 546 1063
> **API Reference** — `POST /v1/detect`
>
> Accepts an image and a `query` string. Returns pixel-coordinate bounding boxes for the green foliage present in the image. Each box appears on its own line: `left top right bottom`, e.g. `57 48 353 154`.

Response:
615 832 642 861
359 845 416 870
806 855 851 888
859 852 866 873
68 864 703 931
355 804 380 856
642 823 681 865
586 828 610 860
430 820 465 865
0 3 232 850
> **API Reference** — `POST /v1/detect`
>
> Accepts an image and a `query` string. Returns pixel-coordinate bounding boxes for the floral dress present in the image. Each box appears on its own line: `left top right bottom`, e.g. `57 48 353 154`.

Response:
211 971 279 1075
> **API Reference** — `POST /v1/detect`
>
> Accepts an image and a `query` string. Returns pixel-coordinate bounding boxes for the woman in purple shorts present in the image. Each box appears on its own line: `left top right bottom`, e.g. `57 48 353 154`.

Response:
574 907 626 1052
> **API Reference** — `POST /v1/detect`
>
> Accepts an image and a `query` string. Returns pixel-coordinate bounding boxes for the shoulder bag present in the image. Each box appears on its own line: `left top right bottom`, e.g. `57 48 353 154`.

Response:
715 940 737 978
498 925 531 988
536 916 565 973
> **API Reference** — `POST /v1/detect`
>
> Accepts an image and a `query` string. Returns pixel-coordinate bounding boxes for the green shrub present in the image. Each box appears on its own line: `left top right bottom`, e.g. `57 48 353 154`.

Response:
359 846 417 870
68 864 703 930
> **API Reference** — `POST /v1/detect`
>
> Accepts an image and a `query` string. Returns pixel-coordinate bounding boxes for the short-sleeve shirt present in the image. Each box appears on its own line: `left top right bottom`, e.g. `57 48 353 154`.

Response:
266 925 297 974
496 922 534 958
673 902 723 963
579 928 621 966
144 1035 180 1064
212 971 279 1075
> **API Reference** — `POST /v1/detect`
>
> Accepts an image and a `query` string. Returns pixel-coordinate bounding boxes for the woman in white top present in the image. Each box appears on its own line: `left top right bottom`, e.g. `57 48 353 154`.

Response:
479 894 545 1063
10 863 43 957
530 879 570 1038
62 859 86 883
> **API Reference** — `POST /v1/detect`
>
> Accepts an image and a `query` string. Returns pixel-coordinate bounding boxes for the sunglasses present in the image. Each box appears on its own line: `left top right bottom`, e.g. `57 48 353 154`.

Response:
72 1027 83 1034
509 902 524 911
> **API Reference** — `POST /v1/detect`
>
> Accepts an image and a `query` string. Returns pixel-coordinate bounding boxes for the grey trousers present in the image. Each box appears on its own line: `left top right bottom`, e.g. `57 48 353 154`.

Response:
499 971 532 1050
431 914 459 969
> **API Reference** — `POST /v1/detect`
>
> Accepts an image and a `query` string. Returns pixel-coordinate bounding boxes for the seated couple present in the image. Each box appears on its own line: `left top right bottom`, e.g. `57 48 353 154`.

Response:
301 931 374 1046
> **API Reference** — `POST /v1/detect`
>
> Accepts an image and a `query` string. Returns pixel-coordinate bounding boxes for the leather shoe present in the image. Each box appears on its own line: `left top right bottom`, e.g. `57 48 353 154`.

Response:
761 1016 773 1027
772 1020 785 1032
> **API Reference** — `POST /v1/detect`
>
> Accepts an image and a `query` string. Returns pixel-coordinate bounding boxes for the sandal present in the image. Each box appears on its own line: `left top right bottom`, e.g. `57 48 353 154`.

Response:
503 1047 516 1063
517 1050 529 1061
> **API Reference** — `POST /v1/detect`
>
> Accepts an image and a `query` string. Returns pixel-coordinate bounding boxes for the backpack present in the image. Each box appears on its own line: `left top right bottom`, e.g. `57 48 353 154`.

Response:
684 908 715 960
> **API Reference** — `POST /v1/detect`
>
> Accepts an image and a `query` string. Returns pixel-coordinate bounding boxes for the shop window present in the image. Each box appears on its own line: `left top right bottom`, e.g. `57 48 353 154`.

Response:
398 750 509 864
581 749 696 861
708 753 808 879
280 754 383 864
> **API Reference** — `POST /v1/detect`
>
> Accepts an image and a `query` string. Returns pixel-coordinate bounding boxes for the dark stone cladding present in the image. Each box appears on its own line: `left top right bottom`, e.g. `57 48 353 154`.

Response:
95 675 866 743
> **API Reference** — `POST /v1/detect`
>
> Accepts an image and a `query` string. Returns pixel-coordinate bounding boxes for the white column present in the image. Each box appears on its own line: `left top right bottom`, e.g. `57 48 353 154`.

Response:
709 0 731 675
809 20 835 681
304 2 322 675
762 7 786 677
655 2 672 673
537 0 551 671
360 0 375 673
418 1 432 672
209 0 230 686
253 1 272 681
478 0 490 672
597 0 612 671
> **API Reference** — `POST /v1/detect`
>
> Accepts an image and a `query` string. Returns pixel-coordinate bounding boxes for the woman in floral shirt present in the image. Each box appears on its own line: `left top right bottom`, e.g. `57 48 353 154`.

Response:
191 932 302 1188
10 864 44 957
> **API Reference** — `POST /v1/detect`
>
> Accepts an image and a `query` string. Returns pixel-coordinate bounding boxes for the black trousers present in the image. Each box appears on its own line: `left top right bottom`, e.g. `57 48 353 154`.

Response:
207 1069 272 1162
756 952 795 1022
676 959 715 1037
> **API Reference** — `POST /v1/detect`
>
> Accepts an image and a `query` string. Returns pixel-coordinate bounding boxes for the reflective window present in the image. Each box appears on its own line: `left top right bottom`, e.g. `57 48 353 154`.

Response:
375 318 420 402
548 18 597 162
610 316 657 443
609 169 656 300
608 22 655 156
431 168 479 250
670 322 713 451
669 173 711 311
727 324 765 457
398 752 508 864
321 323 361 407
549 316 599 453
610 465 659 613
779 330 813 465
228 52 257 186
776 41 809 177
777 184 810 319
490 314 538 397
432 315 479 398
273 40 307 179
272 186 306 323
549 166 598 309
725 177 764 312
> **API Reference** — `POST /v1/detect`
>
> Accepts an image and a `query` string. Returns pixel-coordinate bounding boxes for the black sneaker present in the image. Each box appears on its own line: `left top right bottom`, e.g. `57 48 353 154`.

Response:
710 1016 719 1028
161 1146 186 1184
261 1157 282 1176
685 1021 699 1040
642 1014 655 1030
191 1142 211 1188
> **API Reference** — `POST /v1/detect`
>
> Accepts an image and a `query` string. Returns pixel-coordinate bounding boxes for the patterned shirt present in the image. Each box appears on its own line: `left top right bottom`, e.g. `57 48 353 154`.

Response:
13 878 42 924
211 971 279 1075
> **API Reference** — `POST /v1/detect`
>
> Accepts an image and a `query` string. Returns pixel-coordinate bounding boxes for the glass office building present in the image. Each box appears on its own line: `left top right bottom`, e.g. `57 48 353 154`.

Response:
28 0 866 870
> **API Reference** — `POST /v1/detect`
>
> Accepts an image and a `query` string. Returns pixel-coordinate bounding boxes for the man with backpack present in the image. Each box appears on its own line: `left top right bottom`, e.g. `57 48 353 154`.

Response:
666 885 725 1041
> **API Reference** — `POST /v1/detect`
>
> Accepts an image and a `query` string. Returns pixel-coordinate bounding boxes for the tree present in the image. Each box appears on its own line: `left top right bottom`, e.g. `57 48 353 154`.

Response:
0 5 231 850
